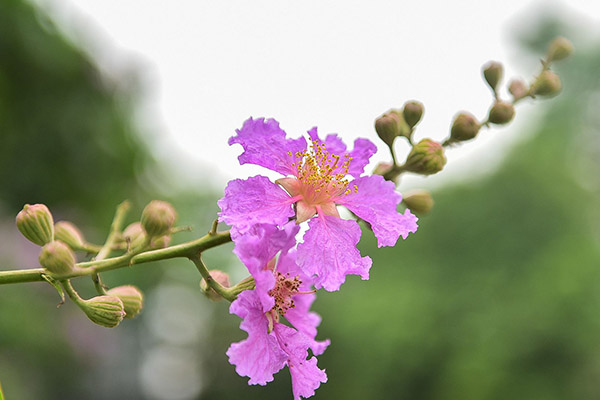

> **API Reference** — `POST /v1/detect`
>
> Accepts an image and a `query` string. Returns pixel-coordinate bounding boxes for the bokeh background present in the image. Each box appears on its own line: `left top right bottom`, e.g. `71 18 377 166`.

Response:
1 0 600 399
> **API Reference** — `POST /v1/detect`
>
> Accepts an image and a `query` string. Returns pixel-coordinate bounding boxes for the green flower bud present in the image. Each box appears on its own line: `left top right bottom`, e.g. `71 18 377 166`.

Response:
508 79 529 101
546 37 573 62
106 285 144 319
403 190 434 215
54 221 85 250
483 61 503 92
531 70 562 97
375 113 400 147
402 101 424 128
39 240 76 275
404 139 446 175
200 270 231 302
123 222 147 250
80 295 125 328
450 112 481 142
16 204 54 246
488 101 515 125
141 200 177 238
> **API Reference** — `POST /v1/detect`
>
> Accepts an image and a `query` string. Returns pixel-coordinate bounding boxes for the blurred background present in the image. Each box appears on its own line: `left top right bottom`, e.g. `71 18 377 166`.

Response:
1 0 599 399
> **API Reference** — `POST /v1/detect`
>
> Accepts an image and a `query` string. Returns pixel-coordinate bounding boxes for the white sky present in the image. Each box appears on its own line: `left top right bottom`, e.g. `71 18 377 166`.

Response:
35 0 600 192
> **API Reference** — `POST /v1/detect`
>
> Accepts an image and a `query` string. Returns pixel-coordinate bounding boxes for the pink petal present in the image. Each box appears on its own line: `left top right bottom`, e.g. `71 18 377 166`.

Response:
233 223 300 312
227 290 288 385
336 175 418 247
274 323 327 400
346 138 377 178
297 215 372 292
285 293 330 356
218 176 295 237
229 117 306 176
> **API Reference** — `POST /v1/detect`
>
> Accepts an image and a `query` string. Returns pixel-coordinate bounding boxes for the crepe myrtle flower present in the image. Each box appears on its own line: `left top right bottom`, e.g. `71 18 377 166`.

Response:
218 117 418 291
228 222 329 399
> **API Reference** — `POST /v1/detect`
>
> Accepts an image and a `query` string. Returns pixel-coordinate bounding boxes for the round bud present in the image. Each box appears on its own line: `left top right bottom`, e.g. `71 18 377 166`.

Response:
403 190 434 215
450 112 481 142
546 37 573 62
123 222 148 250
16 204 54 246
389 110 412 139
200 270 231 302
508 79 529 101
374 113 400 147
141 200 177 238
54 221 85 250
531 70 562 97
81 295 126 328
39 240 76 275
488 101 515 125
106 285 144 319
402 101 424 128
482 61 503 91
404 139 446 175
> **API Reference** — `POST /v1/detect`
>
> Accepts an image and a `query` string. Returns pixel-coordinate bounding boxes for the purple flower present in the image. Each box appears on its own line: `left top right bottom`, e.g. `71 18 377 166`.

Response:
219 117 418 291
228 223 329 399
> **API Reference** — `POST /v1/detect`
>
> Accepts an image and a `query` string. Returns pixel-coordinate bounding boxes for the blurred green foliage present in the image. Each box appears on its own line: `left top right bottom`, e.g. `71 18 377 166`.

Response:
1 1 599 399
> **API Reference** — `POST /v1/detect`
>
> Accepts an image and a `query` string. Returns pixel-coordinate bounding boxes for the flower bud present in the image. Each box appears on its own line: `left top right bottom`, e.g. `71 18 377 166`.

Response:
375 113 400 147
39 240 76 275
402 101 424 128
389 109 412 139
450 112 480 142
54 221 85 250
141 200 177 238
80 295 125 328
200 270 231 302
483 61 503 92
546 37 573 62
106 285 144 319
530 70 562 97
403 190 434 214
508 79 529 101
488 101 515 125
123 222 147 250
404 139 446 175
16 204 54 246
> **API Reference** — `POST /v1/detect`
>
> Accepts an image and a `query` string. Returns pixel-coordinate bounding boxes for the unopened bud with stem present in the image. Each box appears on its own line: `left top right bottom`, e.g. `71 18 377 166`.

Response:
546 37 573 63
16 204 54 246
39 240 76 275
402 101 424 128
403 139 446 175
403 190 434 214
141 200 177 238
483 61 503 93
488 101 515 125
450 112 481 142
531 70 562 97
55 221 85 250
106 285 144 319
80 295 126 328
508 79 529 101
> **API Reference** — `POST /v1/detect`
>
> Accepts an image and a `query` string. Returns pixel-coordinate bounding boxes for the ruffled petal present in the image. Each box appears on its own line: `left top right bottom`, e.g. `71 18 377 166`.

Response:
230 117 307 176
297 216 372 292
233 223 300 312
218 176 295 237
346 138 377 178
227 290 288 385
336 175 418 247
286 293 330 356
273 323 327 400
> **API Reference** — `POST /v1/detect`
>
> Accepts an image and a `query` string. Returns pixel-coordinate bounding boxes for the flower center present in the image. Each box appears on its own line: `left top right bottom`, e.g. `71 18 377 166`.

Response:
288 139 357 204
268 272 301 315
